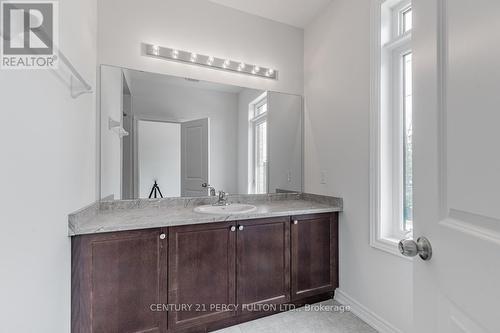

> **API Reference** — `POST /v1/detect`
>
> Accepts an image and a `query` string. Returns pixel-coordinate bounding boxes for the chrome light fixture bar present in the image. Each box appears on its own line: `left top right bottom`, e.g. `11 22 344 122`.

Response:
144 43 278 80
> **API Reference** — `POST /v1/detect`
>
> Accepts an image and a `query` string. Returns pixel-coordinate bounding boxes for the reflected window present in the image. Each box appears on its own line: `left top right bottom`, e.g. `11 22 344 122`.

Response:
402 8 412 33
250 95 268 194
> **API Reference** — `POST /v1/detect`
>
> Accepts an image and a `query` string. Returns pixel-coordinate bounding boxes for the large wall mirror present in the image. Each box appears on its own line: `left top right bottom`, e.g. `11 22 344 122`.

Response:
100 65 303 200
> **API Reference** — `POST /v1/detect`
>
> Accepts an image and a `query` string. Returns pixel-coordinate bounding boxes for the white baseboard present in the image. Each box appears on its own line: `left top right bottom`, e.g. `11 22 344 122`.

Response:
334 289 403 333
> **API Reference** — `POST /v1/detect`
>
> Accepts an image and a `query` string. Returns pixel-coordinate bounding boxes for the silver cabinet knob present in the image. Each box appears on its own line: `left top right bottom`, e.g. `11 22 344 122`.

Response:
160 233 166 240
230 226 236 232
293 220 298 225
398 237 432 261
238 225 244 231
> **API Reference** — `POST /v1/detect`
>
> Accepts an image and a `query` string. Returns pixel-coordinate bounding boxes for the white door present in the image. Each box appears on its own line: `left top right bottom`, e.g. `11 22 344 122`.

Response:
411 0 500 332
181 118 209 197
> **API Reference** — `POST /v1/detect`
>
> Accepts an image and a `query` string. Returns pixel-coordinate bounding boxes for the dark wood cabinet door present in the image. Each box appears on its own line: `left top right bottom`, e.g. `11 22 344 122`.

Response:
236 217 290 309
72 228 168 333
291 213 338 300
168 222 236 330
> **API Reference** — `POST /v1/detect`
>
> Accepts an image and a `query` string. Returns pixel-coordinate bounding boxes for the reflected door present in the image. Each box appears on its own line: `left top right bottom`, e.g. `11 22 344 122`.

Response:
181 118 209 196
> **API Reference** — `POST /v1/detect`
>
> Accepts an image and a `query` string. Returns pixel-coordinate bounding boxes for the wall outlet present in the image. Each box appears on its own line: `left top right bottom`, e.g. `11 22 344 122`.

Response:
320 171 327 185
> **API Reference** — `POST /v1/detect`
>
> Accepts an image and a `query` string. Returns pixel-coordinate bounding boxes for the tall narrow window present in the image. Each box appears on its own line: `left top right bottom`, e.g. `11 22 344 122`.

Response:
250 95 268 194
403 52 413 233
371 0 413 255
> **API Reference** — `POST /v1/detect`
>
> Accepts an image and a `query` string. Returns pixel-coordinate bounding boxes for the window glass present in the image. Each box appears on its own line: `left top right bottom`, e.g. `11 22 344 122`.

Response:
402 8 412 33
254 120 267 194
254 100 267 117
403 52 413 233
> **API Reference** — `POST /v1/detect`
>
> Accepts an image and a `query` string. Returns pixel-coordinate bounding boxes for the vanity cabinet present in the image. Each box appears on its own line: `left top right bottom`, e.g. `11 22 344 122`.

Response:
71 228 168 333
71 213 338 333
168 216 290 330
291 213 339 300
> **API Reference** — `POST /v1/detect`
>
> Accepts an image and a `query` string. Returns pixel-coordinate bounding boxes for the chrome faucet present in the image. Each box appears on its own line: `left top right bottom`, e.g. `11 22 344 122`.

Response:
202 183 229 205
201 183 216 196
214 191 229 206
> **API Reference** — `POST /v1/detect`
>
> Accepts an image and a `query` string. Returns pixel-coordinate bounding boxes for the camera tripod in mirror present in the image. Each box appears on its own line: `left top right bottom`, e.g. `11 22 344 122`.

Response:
148 180 164 199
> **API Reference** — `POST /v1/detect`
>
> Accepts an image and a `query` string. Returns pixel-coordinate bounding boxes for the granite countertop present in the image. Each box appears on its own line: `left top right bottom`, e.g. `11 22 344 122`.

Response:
68 193 343 236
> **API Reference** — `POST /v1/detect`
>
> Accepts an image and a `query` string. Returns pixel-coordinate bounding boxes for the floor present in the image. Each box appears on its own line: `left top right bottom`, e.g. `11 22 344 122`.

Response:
214 299 377 333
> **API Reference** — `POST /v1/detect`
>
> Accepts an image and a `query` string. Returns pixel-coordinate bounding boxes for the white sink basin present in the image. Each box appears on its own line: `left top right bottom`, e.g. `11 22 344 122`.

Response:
194 204 257 215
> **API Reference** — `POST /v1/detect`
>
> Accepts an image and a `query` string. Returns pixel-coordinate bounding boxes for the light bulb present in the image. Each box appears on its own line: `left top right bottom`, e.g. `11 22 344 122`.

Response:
152 45 160 55
238 62 245 71
190 53 198 62
207 56 214 65
222 60 230 68
171 49 179 59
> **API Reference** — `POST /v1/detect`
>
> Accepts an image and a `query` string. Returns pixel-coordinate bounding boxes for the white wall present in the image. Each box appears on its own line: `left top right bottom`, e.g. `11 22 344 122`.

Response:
138 121 181 198
268 92 303 193
304 0 413 332
97 0 304 95
100 66 123 199
122 92 134 199
0 0 97 332
131 80 239 194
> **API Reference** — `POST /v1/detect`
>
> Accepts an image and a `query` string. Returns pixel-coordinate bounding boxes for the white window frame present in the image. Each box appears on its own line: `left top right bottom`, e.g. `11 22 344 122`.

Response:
370 0 413 257
248 93 268 194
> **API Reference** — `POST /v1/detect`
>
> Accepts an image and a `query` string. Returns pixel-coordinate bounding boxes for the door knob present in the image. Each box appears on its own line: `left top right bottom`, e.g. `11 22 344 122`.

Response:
160 233 166 240
230 226 236 232
238 225 244 231
398 237 432 261
293 220 298 225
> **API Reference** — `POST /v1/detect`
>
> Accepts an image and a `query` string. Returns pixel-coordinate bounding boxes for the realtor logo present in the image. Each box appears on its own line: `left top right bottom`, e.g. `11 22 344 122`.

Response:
1 1 58 69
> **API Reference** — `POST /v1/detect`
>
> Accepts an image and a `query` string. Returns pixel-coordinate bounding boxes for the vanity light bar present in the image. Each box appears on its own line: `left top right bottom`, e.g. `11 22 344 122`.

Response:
145 43 278 80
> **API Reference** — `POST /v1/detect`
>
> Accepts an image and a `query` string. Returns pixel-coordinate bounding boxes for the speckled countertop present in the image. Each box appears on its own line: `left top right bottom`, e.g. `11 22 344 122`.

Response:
68 193 342 236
